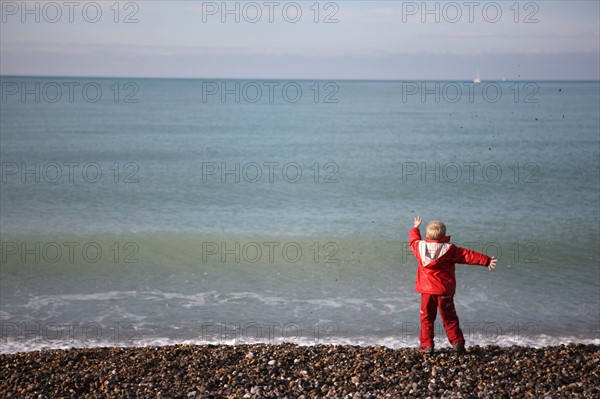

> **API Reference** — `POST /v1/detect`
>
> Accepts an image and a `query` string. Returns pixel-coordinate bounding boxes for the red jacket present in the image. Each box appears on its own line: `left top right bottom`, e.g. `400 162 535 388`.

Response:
409 227 490 295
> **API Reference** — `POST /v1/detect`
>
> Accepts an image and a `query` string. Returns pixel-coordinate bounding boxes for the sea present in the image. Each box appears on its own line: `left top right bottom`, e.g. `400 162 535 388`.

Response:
1 76 598 353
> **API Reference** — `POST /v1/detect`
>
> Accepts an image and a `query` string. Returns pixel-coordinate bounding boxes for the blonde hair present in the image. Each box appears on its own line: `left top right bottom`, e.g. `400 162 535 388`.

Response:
426 220 446 240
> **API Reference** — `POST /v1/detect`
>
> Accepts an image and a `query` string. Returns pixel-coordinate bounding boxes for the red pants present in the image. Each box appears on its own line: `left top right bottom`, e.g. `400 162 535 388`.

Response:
420 293 465 347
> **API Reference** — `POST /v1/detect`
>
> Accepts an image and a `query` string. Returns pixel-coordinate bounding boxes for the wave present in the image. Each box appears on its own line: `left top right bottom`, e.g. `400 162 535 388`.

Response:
3 333 599 355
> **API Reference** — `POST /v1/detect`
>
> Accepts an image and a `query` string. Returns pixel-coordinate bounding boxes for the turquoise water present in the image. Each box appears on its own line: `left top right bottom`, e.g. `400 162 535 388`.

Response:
1 77 599 352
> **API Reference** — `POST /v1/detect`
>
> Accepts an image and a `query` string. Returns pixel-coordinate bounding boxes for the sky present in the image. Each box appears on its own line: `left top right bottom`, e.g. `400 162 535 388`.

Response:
1 1 599 80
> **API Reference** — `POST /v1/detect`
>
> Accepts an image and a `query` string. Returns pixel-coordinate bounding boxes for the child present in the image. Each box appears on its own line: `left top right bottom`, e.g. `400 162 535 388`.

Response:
409 216 497 354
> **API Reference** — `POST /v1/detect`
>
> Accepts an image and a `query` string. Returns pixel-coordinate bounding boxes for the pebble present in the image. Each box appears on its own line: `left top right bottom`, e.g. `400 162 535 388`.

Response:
0 343 597 398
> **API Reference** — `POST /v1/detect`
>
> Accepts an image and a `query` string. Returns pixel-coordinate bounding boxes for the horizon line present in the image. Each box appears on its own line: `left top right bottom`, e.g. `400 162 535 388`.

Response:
1 74 598 83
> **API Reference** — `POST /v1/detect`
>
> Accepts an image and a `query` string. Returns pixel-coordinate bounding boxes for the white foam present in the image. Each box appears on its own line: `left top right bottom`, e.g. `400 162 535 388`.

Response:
3 334 598 354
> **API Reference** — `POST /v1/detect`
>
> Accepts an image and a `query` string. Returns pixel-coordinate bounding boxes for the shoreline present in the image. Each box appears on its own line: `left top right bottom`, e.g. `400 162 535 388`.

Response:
1 343 598 398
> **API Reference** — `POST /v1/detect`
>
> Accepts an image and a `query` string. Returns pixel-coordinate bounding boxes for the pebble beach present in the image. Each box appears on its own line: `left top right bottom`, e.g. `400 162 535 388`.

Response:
1 343 598 398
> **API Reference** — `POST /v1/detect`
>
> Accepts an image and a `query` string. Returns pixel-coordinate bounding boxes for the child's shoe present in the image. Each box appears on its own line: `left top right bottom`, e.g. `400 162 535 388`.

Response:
453 342 465 353
419 346 434 355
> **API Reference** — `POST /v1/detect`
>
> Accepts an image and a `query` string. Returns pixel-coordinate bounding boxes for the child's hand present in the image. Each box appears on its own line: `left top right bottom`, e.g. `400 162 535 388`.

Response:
413 216 422 228
488 256 497 271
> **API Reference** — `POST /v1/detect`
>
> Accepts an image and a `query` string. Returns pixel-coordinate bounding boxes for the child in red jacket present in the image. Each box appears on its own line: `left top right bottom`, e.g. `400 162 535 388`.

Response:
409 216 497 354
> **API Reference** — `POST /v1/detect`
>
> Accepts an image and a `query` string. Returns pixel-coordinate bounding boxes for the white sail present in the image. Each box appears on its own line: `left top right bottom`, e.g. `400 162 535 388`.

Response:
473 69 481 84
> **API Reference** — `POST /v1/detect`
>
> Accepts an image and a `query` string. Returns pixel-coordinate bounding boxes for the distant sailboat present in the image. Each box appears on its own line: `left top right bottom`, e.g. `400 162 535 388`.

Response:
473 69 481 84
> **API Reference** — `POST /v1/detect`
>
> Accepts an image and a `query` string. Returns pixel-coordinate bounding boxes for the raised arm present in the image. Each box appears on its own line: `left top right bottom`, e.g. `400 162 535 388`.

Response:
413 216 422 228
409 216 423 259
409 217 422 244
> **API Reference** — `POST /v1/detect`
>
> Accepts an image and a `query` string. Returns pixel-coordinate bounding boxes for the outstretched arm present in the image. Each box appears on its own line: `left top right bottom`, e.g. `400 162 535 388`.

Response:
452 246 497 270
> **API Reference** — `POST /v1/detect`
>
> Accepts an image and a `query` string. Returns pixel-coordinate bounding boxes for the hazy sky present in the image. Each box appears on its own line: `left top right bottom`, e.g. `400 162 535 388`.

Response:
1 1 599 79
